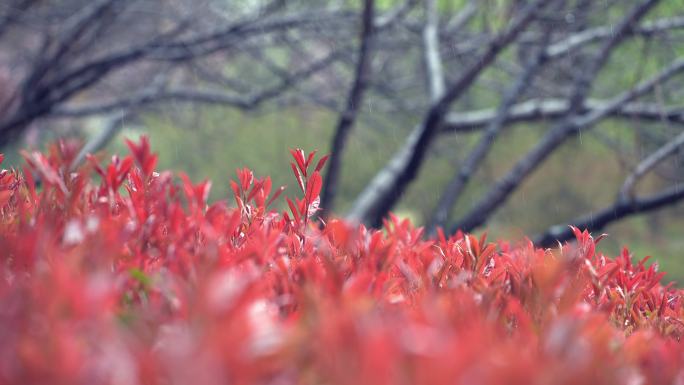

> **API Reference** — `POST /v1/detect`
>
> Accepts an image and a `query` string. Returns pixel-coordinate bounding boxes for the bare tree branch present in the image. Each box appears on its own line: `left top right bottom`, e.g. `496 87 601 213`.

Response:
0 7 354 148
320 0 375 216
453 55 684 233
426 21 556 236
547 16 684 58
374 0 418 30
442 99 684 134
3 0 684 244
451 0 663 234
618 129 684 202
52 46 347 117
535 185 684 248
422 0 445 102
347 0 552 227
0 0 35 38
443 0 478 35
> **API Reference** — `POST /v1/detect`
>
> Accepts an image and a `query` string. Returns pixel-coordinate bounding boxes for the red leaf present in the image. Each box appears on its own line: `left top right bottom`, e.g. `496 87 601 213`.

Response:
22 166 37 202
86 154 106 178
0 190 11 206
125 135 157 177
247 179 265 202
230 180 241 200
290 148 306 176
116 156 135 187
305 171 322 204
286 197 301 223
595 233 609 245
27 152 68 193
314 154 330 173
262 177 272 197
179 173 195 202
305 150 317 169
296 197 307 217
267 185 285 208
0 153 4 166
143 154 158 176
570 225 585 243
196 180 212 207
291 163 305 192
237 168 253 191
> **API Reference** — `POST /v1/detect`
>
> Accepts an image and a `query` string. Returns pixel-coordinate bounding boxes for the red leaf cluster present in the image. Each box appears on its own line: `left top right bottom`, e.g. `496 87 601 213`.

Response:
0 139 682 385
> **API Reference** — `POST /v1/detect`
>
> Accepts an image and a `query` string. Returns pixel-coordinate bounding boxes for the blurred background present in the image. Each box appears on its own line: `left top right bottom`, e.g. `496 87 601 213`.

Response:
1 0 684 281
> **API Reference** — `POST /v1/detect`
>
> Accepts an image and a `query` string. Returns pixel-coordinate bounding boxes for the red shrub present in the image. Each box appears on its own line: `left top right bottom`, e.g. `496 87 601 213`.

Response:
0 138 682 385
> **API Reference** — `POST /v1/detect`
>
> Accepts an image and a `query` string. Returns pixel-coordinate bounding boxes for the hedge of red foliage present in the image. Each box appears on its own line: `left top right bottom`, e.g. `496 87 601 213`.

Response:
1 137 683 385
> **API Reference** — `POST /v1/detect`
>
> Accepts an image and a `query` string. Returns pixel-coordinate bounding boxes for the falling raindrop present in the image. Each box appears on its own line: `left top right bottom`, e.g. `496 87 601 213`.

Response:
578 127 583 145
